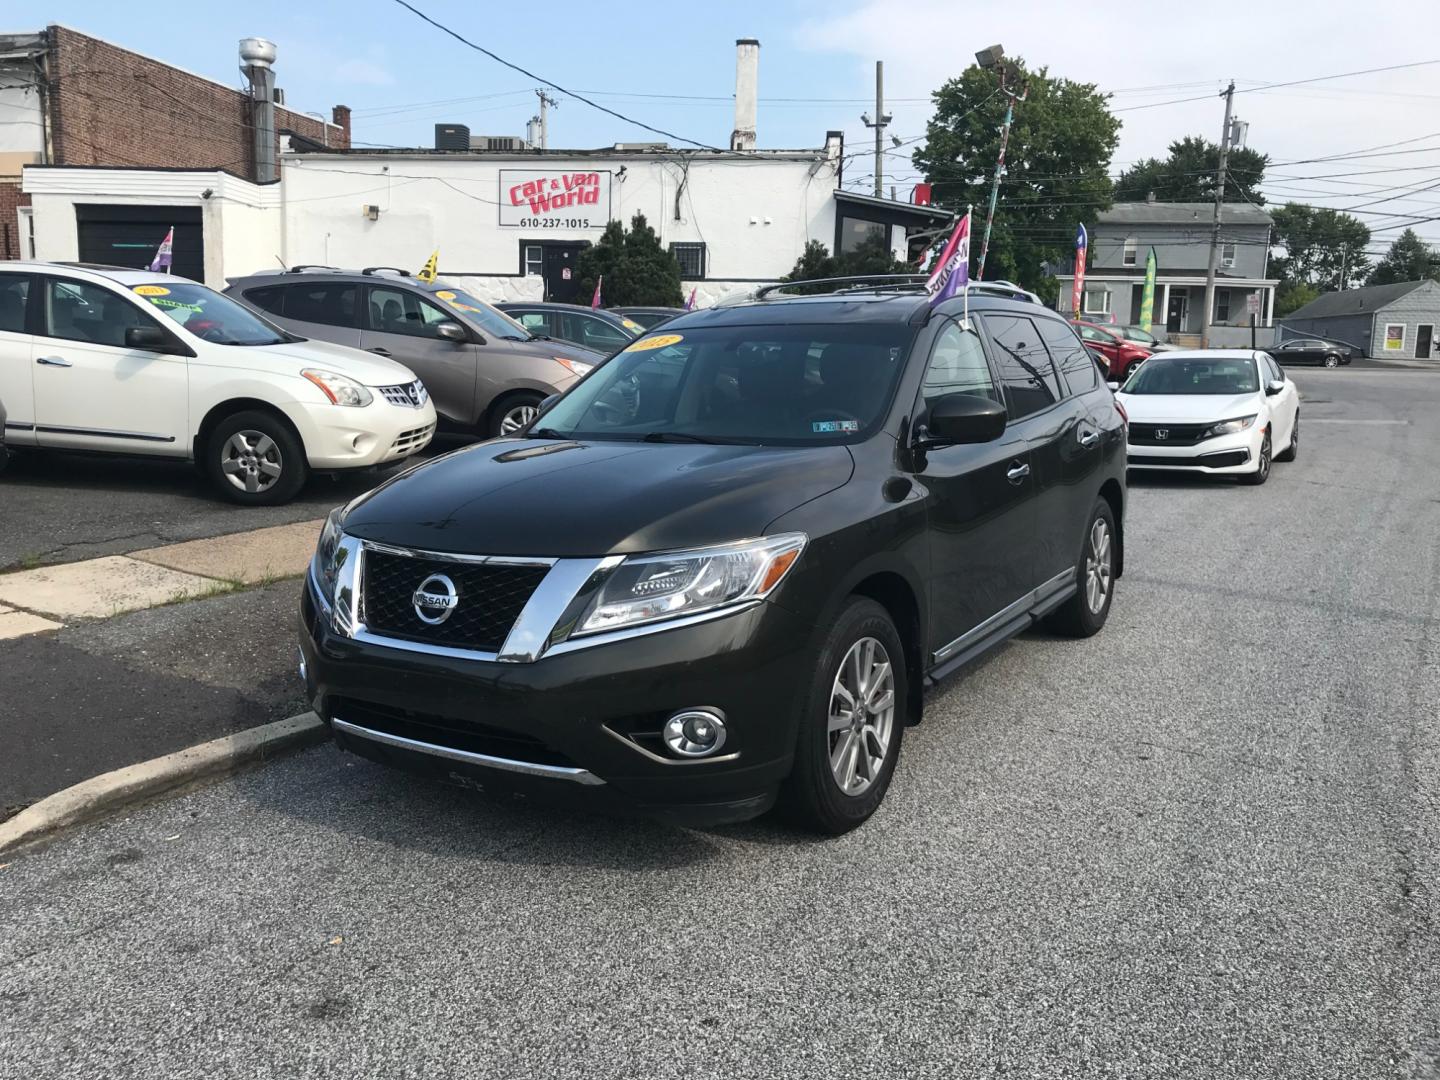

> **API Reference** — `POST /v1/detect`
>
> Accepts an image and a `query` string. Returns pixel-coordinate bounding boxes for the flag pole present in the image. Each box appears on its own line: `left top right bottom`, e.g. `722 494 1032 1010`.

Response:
963 203 972 326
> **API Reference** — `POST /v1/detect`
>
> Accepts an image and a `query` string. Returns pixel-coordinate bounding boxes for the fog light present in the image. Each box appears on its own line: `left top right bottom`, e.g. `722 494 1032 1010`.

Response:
663 709 727 757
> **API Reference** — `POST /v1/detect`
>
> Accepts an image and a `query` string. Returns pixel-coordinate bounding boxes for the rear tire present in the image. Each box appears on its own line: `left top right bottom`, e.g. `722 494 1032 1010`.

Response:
488 392 545 438
204 410 307 506
1239 431 1272 485
1044 498 1116 638
1275 413 1299 462
782 597 906 835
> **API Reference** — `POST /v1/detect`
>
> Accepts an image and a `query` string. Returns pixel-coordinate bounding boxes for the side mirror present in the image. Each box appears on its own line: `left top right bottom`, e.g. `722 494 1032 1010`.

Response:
1107 381 1121 391
1265 380 1284 396
125 325 169 351
537 393 559 414
436 321 468 343
918 392 1007 447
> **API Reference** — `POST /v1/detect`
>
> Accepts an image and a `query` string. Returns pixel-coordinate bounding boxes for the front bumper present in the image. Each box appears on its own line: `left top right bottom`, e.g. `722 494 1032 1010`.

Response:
1126 429 1258 474
284 398 437 471
298 576 812 826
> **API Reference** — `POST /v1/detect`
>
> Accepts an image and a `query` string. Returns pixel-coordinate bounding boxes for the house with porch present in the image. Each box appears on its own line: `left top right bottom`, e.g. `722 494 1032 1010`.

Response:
1053 199 1278 347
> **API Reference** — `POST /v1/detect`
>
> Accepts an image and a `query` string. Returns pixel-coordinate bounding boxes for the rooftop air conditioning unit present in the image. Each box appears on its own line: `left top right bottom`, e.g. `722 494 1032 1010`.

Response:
434 123 470 150
470 135 528 151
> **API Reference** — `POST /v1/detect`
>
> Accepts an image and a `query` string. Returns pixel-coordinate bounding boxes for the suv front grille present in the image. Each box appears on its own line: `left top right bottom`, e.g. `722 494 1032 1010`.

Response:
378 380 430 408
361 549 548 651
1128 422 1207 446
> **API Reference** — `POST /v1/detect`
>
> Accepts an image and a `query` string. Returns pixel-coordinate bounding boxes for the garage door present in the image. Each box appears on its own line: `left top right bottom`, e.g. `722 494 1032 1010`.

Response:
75 204 204 282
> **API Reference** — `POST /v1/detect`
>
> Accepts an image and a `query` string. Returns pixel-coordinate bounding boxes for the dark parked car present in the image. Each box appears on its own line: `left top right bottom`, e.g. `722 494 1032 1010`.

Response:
1271 337 1354 367
497 301 642 354
227 268 604 436
1073 321 1152 380
0 395 7 472
300 281 1127 833
612 306 686 330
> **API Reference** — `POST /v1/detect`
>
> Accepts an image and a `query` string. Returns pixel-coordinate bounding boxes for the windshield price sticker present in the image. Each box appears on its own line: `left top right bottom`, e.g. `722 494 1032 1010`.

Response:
626 333 684 352
435 290 456 300
621 318 644 332
813 419 860 434
132 285 171 296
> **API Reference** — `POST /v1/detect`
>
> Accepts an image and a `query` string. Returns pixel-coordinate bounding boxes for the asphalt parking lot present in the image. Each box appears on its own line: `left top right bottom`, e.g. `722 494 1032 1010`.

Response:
2 366 1439 1078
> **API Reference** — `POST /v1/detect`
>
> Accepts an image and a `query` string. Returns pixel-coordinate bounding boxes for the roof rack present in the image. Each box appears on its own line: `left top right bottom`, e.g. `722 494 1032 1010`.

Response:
966 280 1040 304
754 274 929 301
361 266 412 277
286 264 340 273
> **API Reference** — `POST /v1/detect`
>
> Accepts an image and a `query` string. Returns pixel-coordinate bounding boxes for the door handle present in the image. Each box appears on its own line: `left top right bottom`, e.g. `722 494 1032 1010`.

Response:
368 347 392 357
1079 430 1100 447
1006 461 1030 483
36 356 72 367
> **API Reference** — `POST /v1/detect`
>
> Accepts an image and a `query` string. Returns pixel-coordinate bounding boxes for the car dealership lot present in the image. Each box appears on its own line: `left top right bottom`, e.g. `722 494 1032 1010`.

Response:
2 366 1439 1078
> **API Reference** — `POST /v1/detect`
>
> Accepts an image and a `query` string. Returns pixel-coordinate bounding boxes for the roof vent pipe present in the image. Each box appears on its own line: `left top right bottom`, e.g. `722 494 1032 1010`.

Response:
240 37 278 183
731 39 760 151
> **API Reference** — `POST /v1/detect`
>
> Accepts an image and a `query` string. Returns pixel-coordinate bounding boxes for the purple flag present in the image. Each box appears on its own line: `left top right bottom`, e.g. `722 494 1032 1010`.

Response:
148 227 174 273
926 212 971 307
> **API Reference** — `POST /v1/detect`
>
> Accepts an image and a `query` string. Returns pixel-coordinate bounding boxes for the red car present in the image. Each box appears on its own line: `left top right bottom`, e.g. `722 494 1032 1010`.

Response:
1073 321 1151 381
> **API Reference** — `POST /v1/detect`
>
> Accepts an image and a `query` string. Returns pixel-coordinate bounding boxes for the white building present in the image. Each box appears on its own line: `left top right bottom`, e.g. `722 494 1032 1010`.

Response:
18 42 951 306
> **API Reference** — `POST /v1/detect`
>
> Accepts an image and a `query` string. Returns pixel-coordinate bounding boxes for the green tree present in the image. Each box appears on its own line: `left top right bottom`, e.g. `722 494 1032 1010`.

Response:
1270 203 1371 293
779 238 909 293
912 58 1120 296
1367 228 1440 285
1114 136 1269 204
1274 281 1320 318
575 212 683 306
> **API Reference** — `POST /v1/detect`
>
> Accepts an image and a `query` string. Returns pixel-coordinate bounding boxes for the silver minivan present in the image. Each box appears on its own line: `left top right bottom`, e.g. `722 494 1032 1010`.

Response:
226 267 603 436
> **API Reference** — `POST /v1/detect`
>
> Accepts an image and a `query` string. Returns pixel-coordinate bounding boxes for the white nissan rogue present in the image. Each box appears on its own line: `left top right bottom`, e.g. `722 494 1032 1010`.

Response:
0 263 436 504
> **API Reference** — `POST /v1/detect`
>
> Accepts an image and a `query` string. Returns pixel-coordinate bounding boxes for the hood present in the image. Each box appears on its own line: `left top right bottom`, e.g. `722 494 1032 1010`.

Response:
1115 391 1258 423
506 337 605 366
250 337 418 385
342 439 855 557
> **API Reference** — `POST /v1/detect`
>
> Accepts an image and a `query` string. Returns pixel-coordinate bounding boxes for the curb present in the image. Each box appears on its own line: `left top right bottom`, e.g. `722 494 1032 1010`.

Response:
0 712 326 855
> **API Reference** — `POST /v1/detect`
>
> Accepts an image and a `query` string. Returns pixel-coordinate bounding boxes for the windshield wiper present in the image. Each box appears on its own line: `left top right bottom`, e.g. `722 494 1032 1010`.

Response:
527 426 569 440
640 431 720 444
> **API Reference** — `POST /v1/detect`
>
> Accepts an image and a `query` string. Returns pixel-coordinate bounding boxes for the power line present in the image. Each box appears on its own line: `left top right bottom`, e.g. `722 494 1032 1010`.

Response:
390 0 719 150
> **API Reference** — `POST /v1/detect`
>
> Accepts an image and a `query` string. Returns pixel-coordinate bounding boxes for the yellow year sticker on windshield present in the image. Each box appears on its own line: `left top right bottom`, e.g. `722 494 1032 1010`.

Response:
621 318 644 332
626 333 683 352
435 290 457 300
132 285 171 297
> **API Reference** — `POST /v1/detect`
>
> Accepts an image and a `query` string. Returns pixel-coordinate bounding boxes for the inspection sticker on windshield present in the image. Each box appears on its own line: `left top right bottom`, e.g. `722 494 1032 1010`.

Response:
132 285 170 296
812 419 859 433
626 333 683 352
435 290 457 300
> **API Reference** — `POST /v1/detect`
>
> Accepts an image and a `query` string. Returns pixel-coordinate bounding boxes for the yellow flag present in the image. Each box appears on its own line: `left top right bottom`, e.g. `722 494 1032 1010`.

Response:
417 250 439 283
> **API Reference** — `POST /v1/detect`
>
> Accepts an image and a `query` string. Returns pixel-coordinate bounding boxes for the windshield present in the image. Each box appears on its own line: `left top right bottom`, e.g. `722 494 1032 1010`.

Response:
430 286 534 340
132 282 287 345
535 323 914 445
1123 356 1259 395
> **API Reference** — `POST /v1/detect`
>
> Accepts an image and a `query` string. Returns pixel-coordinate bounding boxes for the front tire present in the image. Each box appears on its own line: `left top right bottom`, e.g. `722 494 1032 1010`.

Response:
1323 354 1340 368
1275 413 1299 462
488 392 545 438
782 597 906 835
205 411 307 505
1240 430 1272 485
1045 498 1116 638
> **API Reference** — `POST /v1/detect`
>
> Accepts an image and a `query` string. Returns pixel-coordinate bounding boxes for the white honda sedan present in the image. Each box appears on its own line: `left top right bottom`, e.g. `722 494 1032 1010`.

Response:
0 262 436 504
1114 349 1300 485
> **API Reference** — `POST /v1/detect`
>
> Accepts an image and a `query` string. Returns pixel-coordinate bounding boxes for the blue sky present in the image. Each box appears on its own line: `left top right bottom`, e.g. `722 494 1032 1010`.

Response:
35 0 1440 249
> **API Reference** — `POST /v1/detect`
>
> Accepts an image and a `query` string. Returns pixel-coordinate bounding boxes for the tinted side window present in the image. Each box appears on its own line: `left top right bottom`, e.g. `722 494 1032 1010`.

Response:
285 283 358 327
1036 318 1098 394
577 315 630 352
513 311 551 334
0 274 30 334
42 278 159 348
982 314 1063 420
919 320 1001 408
368 286 451 338
244 285 286 316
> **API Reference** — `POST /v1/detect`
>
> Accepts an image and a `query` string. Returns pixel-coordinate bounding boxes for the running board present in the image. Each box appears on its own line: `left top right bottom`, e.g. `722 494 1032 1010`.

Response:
922 581 1078 687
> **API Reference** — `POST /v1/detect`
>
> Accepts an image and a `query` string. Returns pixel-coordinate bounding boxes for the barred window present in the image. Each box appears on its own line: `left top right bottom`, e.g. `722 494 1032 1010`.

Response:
670 242 707 279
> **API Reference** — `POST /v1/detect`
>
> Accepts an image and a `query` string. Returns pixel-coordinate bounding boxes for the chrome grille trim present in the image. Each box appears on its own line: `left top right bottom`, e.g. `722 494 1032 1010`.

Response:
377 380 430 408
333 717 605 785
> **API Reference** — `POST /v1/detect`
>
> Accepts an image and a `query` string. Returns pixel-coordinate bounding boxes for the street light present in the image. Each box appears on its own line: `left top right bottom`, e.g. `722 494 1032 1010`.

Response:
972 45 1027 281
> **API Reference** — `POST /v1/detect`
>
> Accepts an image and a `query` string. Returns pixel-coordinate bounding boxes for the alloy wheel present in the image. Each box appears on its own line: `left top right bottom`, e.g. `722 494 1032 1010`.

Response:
500 404 539 435
220 430 283 494
1324 355 1339 368
827 636 896 797
1085 517 1112 614
1258 435 1271 479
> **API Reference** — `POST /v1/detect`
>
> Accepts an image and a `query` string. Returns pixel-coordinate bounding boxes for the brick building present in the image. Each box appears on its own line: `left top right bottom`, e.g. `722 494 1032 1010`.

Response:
0 25 349 260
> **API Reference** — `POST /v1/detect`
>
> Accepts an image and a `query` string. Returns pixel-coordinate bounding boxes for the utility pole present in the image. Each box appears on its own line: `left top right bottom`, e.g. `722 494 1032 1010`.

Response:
977 65 1026 282
861 61 891 198
536 90 558 150
1202 80 1235 349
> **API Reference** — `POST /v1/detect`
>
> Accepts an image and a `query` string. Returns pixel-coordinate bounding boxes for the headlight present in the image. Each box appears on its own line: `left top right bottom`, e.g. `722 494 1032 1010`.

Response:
554 357 593 377
1199 414 1257 440
301 369 374 407
311 508 345 607
574 533 807 636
